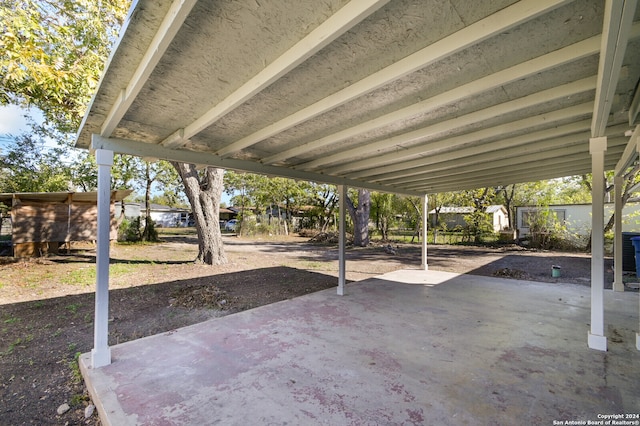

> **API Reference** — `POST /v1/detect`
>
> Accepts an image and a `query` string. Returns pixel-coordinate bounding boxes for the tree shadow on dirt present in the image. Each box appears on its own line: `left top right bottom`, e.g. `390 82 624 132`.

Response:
31 252 197 266
0 266 346 425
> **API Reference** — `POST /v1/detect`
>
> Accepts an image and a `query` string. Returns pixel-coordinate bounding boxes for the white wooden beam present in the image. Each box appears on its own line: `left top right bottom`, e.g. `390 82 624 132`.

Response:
314 102 594 173
325 77 596 175
218 0 572 162
410 144 626 187
266 35 608 167
388 141 627 188
399 152 594 188
161 0 391 149
630 80 640 125
101 0 198 137
90 134 422 196
614 124 640 176
591 0 638 137
417 154 621 193
379 144 602 185
364 129 628 182
349 122 592 180
298 65 604 170
404 152 624 193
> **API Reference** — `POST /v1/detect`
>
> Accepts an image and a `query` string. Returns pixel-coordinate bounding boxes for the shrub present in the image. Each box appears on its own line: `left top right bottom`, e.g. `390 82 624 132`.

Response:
118 218 141 242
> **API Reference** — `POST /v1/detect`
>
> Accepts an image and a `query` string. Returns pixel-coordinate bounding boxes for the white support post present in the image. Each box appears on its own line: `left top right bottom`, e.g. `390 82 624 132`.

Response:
613 175 624 292
421 194 428 270
92 149 114 368
337 185 346 296
588 137 607 351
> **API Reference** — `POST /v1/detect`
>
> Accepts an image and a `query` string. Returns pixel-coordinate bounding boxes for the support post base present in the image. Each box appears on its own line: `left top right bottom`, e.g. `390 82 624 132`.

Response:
337 287 345 296
91 346 111 368
612 281 625 292
420 264 429 271
588 332 607 351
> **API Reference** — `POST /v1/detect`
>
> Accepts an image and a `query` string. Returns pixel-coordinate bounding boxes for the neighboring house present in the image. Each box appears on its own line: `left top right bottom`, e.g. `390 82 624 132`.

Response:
147 204 192 228
114 202 190 227
486 205 509 233
115 202 242 228
114 201 141 220
429 205 509 232
516 203 640 238
219 207 237 222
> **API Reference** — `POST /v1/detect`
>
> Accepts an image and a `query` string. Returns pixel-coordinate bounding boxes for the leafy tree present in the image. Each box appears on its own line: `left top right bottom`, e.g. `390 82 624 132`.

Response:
371 192 398 240
305 183 338 232
458 187 497 242
1 0 129 132
138 160 180 241
1 1 233 265
397 195 423 243
0 132 72 192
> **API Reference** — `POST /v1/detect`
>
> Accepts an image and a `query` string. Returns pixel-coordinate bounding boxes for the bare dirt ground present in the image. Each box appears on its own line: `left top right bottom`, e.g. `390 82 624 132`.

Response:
0 231 622 425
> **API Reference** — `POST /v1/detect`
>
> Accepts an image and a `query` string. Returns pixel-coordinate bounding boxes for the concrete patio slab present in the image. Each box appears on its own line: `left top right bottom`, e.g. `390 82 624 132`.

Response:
80 270 639 425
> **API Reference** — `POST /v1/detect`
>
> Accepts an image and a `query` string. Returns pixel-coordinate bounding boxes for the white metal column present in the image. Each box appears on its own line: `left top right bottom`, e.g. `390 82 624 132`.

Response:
92 149 114 368
421 195 428 270
337 185 346 296
588 137 607 351
613 175 624 292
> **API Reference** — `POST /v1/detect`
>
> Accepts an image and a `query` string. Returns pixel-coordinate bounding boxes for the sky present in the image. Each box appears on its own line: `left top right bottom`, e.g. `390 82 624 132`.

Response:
0 104 39 148
0 104 233 204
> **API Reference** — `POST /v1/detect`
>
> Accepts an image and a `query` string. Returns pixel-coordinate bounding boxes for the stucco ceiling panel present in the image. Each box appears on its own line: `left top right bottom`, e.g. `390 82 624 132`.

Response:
77 0 640 195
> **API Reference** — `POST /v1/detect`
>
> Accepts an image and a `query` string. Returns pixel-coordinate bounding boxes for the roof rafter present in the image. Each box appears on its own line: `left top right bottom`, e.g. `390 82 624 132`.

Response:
347 120 592 180
160 0 392 149
284 21 640 170
371 133 591 182
410 155 623 193
418 160 618 193
614 124 640 175
293 39 604 170
315 102 594 174
591 0 638 137
323 76 597 175
100 0 198 137
217 0 572 161
381 137 627 186
364 125 629 182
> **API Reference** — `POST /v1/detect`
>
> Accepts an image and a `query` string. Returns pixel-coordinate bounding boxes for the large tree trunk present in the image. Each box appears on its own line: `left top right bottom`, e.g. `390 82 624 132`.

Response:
172 163 227 265
345 189 370 247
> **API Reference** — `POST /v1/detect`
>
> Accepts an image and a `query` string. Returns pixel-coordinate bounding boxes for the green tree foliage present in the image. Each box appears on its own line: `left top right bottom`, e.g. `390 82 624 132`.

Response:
0 132 71 192
1 0 130 132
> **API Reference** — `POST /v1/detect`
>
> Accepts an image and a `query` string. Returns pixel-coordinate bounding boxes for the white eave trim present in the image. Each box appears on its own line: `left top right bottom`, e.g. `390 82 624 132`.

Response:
90 134 423 196
591 0 638 137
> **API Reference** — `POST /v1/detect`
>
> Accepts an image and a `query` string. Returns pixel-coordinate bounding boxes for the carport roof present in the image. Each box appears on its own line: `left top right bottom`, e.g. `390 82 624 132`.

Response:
77 0 640 195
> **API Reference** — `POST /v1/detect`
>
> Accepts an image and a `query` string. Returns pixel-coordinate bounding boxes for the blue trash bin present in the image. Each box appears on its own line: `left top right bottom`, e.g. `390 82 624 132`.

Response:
630 236 640 277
